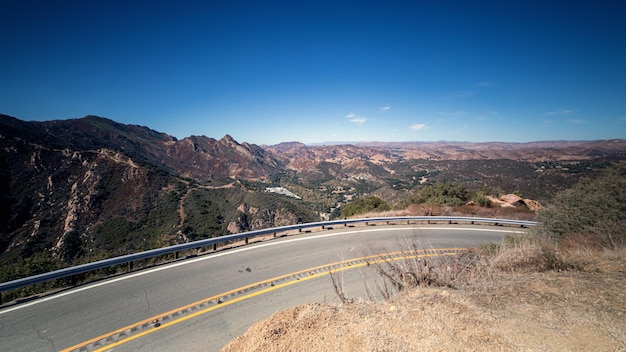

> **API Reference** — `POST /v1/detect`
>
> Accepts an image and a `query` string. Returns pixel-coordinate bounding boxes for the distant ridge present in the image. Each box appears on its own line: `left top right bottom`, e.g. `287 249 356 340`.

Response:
1 114 624 273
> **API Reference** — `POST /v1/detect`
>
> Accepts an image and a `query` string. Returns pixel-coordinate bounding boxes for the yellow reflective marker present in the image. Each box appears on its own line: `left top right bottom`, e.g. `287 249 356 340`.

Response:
61 248 464 352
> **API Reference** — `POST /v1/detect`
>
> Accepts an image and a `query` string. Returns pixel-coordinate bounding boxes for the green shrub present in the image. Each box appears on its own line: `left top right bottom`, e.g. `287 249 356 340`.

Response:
540 164 626 248
341 196 390 218
409 182 468 207
474 195 492 207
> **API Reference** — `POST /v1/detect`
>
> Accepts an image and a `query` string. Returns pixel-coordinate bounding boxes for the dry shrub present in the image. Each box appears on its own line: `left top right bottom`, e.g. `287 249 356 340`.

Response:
558 230 626 254
559 232 607 252
488 235 577 272
403 204 438 216
341 227 625 306
367 249 484 300
358 234 588 303
547 232 626 272
329 270 353 304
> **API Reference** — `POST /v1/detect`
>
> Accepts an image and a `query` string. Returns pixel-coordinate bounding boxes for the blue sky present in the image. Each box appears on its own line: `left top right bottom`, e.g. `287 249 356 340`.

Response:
1 1 625 145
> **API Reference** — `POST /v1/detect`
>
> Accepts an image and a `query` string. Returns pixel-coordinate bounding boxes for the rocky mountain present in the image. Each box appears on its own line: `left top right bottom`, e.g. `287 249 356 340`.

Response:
264 138 626 204
1 114 625 275
0 114 282 180
0 115 309 268
267 139 626 166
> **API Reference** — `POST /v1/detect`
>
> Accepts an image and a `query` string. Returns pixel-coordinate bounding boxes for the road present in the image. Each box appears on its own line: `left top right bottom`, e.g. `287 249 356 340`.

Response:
0 224 525 351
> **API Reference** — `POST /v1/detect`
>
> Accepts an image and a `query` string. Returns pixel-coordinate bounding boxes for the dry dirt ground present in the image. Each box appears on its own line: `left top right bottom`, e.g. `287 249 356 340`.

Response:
222 252 626 352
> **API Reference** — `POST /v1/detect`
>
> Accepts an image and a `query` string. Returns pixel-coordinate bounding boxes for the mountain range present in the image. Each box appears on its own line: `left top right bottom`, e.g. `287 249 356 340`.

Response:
1 114 625 271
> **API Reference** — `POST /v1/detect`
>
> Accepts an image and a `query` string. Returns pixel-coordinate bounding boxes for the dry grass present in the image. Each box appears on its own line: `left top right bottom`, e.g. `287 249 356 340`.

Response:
222 235 626 352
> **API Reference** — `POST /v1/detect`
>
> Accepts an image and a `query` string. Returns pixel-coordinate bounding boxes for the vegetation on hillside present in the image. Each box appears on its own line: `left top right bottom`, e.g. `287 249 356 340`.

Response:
406 182 469 206
1 114 624 306
339 196 391 218
233 165 626 352
367 164 626 298
540 164 626 248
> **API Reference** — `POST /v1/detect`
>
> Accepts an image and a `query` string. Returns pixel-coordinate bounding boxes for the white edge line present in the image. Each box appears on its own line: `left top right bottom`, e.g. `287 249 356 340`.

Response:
0 226 524 315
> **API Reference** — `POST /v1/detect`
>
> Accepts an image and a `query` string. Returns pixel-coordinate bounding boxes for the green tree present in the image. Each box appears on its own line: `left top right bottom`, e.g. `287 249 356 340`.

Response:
541 164 626 247
59 230 84 262
409 182 468 207
341 196 390 218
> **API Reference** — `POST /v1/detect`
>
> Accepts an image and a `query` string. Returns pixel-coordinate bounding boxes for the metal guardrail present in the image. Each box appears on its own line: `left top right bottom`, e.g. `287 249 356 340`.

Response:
0 216 537 294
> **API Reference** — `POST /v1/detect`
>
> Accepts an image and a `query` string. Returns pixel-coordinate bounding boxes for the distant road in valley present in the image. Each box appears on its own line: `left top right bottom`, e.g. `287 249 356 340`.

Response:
0 225 526 352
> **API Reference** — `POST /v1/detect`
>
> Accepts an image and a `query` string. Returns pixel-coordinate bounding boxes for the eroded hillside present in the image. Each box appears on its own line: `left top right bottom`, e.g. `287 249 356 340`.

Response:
1 114 625 282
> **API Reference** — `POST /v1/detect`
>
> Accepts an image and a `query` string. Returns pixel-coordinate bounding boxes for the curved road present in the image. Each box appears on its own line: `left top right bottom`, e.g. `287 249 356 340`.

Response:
0 224 526 351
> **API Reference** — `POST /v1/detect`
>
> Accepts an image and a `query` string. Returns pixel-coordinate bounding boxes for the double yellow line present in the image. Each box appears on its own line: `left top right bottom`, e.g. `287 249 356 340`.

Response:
62 248 464 352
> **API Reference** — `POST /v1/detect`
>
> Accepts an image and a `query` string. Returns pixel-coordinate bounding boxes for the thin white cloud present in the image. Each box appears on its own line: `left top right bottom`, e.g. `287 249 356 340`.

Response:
544 109 578 116
380 106 391 112
543 119 553 124
350 117 367 125
569 119 586 124
345 113 367 125
620 116 626 122
409 123 427 131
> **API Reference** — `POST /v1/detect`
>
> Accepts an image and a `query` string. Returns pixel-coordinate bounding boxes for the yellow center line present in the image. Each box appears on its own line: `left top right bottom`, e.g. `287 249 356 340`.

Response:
61 248 465 352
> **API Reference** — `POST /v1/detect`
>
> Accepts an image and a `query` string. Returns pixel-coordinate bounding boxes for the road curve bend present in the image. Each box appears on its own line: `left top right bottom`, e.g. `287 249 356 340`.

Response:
0 224 526 352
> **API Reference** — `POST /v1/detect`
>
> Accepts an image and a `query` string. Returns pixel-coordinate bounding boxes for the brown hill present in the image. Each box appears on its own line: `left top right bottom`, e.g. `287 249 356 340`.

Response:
268 139 626 167
0 115 308 268
1 114 625 280
163 134 281 180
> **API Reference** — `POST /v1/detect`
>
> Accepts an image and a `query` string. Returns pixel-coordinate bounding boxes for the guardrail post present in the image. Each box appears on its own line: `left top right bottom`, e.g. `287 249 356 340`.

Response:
0 216 538 297
245 237 249 244
322 225 325 229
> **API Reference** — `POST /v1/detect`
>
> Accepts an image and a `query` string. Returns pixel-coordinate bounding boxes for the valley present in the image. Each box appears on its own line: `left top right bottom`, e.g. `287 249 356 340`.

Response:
1 114 624 293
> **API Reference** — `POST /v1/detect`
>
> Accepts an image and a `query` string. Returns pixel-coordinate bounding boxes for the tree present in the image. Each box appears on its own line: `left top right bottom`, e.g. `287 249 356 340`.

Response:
541 164 626 247
409 182 468 207
59 230 84 262
341 196 390 218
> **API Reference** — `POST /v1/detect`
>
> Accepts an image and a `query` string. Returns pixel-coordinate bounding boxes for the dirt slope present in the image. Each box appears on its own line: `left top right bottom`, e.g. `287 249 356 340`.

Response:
222 255 626 352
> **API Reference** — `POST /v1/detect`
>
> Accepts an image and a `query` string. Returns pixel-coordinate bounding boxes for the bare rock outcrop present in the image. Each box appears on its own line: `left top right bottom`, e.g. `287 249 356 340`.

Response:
487 194 544 212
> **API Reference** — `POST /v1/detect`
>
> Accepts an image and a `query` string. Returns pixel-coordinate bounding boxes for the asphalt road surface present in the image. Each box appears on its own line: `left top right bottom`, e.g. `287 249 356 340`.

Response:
0 224 527 352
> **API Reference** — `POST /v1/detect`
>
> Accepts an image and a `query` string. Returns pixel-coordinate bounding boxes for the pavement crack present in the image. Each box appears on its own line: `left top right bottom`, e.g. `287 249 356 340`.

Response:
143 289 152 314
35 327 56 352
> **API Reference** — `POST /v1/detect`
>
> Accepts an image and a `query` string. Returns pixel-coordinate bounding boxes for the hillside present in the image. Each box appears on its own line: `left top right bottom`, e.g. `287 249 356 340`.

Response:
224 165 626 351
222 253 626 352
266 139 626 204
1 114 625 283
0 115 315 271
